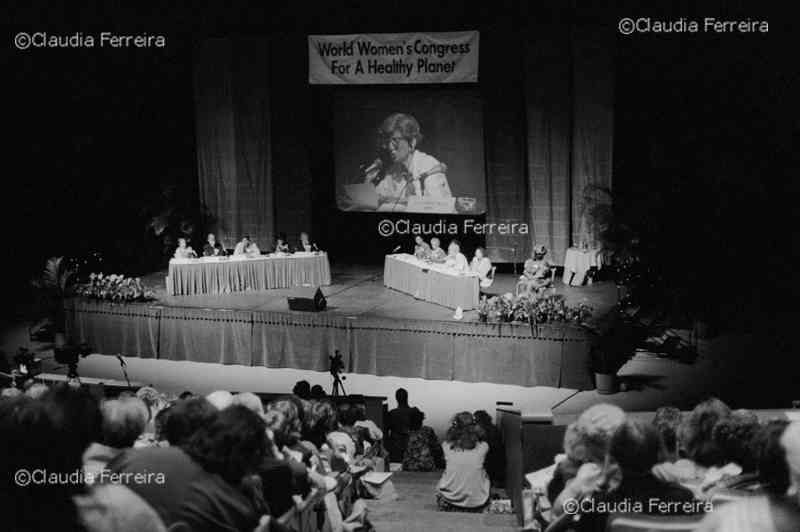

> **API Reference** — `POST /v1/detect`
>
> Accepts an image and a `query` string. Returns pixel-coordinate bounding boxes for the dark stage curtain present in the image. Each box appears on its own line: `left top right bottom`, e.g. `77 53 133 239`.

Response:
194 38 274 248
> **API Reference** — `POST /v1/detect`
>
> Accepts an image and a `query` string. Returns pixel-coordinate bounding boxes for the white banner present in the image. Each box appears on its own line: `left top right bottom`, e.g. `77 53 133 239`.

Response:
308 31 479 84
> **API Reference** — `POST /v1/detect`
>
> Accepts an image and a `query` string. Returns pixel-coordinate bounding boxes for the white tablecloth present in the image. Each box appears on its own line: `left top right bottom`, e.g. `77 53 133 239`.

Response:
562 248 603 286
383 254 479 309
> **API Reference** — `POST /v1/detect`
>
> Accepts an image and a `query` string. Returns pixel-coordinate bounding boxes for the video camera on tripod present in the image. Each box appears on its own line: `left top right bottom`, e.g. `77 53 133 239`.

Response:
329 350 347 397
54 342 92 382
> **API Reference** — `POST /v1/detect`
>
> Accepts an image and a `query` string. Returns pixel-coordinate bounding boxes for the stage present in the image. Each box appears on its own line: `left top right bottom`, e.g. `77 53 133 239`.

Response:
63 263 617 389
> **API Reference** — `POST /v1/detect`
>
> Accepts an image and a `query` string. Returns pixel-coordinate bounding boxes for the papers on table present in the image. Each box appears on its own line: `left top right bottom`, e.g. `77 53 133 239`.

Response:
170 252 325 264
389 253 478 277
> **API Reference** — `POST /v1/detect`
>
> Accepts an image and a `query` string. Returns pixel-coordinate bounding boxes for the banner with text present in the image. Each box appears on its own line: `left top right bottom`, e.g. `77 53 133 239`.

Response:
308 31 479 85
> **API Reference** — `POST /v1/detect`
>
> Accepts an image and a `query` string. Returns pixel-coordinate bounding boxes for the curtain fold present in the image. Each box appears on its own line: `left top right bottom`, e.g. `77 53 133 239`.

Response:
194 38 274 248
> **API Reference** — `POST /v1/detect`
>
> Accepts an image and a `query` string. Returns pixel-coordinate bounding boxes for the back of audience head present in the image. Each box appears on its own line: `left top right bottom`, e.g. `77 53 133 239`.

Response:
161 396 217 447
178 390 194 400
100 396 148 448
566 403 626 464
409 407 425 431
310 384 326 399
473 410 493 428
42 384 102 458
445 411 484 451
25 382 50 399
609 418 661 475
267 398 302 448
292 380 311 400
679 397 731 467
653 406 682 461
205 389 234 411
711 409 761 472
136 385 166 421
184 405 269 487
232 392 264 417
396 388 409 406
308 400 338 438
754 419 792 496
1 395 86 531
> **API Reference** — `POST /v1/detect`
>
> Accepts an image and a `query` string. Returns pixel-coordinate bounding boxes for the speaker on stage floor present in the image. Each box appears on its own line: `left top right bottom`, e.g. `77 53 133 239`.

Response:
287 285 327 312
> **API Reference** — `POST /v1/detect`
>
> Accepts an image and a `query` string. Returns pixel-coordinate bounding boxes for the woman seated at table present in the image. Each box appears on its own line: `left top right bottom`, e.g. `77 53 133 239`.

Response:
414 235 431 260
516 245 554 295
297 232 315 252
274 233 290 254
173 238 197 259
428 237 447 263
445 240 469 272
233 235 260 257
202 233 225 256
470 247 492 283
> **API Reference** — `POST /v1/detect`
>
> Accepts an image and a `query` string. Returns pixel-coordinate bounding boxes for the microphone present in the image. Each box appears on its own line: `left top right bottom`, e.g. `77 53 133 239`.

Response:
312 243 319 251
391 245 402 254
116 354 126 367
361 158 383 175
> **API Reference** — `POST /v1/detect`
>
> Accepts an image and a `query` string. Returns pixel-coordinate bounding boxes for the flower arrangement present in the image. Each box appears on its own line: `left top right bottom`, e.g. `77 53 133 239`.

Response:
75 273 156 303
477 292 592 325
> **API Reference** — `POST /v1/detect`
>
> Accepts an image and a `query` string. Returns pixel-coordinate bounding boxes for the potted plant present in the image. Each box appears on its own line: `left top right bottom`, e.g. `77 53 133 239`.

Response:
587 313 642 395
31 257 77 347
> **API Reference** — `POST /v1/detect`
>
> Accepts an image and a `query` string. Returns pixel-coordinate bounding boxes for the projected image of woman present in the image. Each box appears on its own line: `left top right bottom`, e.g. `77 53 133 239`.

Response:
374 113 451 205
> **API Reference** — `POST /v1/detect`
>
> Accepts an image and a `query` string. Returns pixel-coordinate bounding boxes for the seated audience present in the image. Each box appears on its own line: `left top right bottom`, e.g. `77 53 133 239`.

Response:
159 396 217 447
403 407 444 472
83 396 148 482
386 388 416 462
293 380 311 400
413 235 431 259
445 240 469 272
109 405 268 532
202 233 225 256
470 247 493 286
274 233 290 253
24 382 50 399
517 244 553 295
173 237 197 259
233 235 260 257
428 237 447 263
474 410 505 486
547 403 626 504
696 421 800 532
436 412 490 512
232 392 264 416
206 389 234 411
703 409 762 490
178 390 194 400
310 384 327 399
652 406 683 462
305 399 339 450
559 419 697 532
652 397 732 484
298 231 315 252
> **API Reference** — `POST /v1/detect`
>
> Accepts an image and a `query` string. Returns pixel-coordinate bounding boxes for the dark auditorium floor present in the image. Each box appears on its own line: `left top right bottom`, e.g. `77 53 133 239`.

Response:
365 472 518 532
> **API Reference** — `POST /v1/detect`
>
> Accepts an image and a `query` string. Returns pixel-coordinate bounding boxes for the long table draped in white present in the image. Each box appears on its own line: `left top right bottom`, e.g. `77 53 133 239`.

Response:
383 254 480 310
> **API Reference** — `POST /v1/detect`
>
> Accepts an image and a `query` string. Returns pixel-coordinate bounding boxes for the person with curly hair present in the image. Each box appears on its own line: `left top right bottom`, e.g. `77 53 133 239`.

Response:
436 412 490 512
403 407 444 472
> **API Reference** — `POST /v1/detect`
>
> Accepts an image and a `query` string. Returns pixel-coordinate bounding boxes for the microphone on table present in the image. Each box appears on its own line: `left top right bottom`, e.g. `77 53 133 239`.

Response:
391 245 402 254
312 243 319 251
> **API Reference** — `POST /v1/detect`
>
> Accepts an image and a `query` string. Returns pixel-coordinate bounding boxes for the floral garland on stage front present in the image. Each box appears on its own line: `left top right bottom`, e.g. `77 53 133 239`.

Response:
477 292 592 325
75 273 156 303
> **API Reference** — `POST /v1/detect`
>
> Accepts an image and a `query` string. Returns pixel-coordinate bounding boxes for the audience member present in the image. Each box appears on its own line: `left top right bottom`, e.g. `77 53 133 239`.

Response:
436 412 490 512
233 392 265 416
83 396 148 482
474 409 505 487
653 406 683 462
547 403 625 504
386 388 415 462
403 407 444 472
310 384 327 399
293 380 311 400
206 389 234 410
159 396 217 446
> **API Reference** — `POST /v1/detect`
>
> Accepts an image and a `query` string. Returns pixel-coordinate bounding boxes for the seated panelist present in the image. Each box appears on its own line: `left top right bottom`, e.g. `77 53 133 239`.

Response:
173 238 197 259
428 237 447 263
233 235 260 258
470 247 492 282
517 245 554 295
274 233 290 254
202 233 225 257
413 235 431 260
445 240 469 272
298 232 316 252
